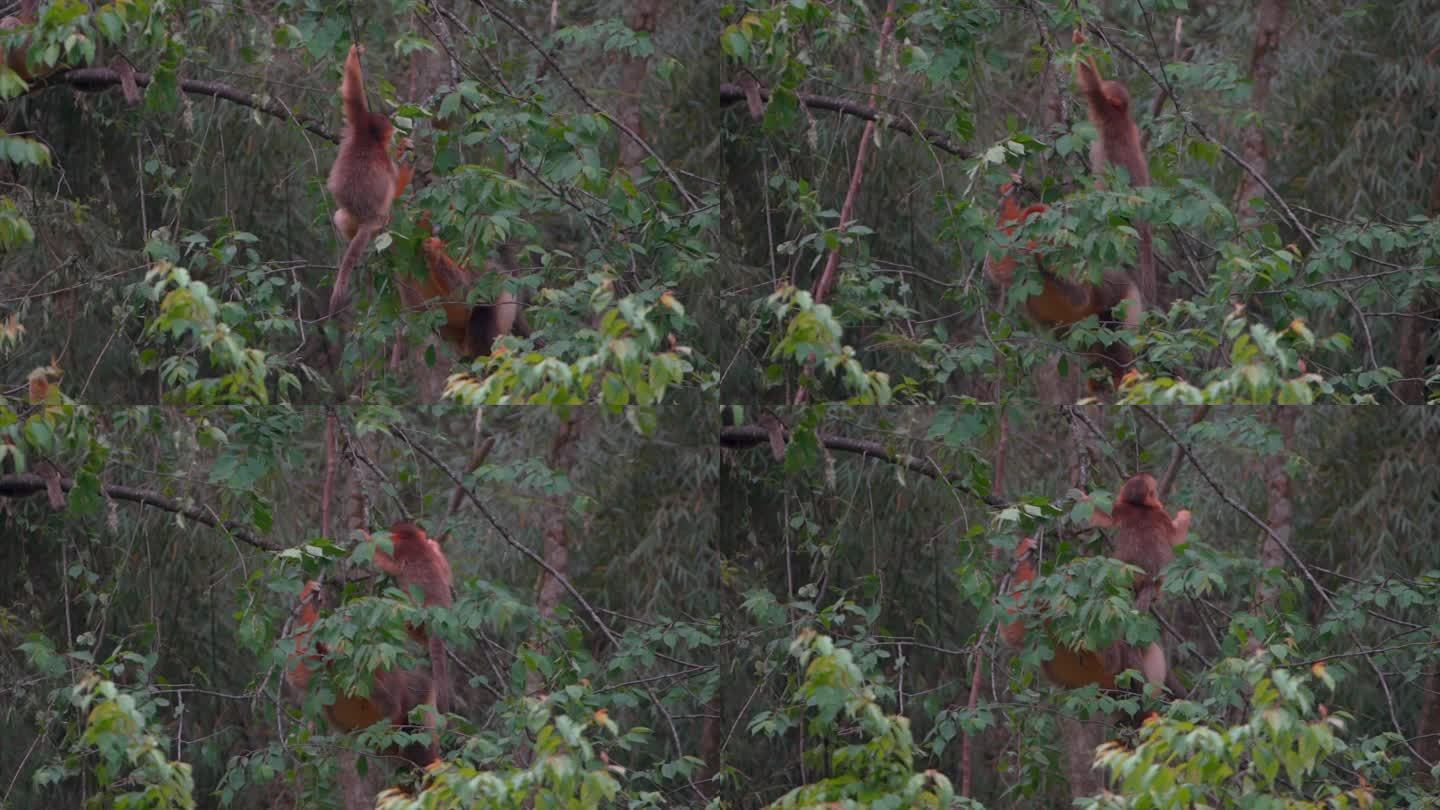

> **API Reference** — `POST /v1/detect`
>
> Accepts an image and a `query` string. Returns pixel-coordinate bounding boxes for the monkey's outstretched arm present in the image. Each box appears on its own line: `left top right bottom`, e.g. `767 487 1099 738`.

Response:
1080 492 1117 527
340 44 369 125
393 162 413 198
390 137 413 197
1074 56 1106 106
1171 509 1192 543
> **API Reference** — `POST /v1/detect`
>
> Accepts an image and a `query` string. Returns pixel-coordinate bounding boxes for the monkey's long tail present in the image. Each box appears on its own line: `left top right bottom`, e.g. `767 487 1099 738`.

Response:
1136 222 1156 306
429 634 450 715
329 224 378 319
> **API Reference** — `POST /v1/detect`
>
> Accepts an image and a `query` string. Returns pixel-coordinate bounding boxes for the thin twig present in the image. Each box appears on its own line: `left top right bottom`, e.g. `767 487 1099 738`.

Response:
718 423 1002 506
440 409 496 537
718 83 972 157
321 407 337 541
1157 404 1209 499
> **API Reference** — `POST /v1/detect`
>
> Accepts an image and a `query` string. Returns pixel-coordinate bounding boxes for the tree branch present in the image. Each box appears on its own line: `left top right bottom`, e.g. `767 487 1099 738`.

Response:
1135 405 1431 769
1157 404 1209 499
0 473 278 550
719 424 1002 507
470 0 699 210
718 83 972 158
35 68 337 143
795 0 899 405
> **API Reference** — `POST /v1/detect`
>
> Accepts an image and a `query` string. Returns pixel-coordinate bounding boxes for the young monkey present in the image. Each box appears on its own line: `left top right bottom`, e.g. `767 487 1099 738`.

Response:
327 44 412 318
1085 473 1192 692
401 215 532 359
371 521 453 714
984 179 1142 386
286 580 441 767
1073 30 1157 305
1086 473 1191 612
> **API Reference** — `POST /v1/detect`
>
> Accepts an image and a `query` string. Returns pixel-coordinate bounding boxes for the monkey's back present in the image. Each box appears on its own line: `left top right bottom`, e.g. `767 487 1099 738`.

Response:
1110 503 1178 575
1077 73 1149 189
1093 120 1148 188
377 523 455 606
327 127 396 222
1023 273 1101 326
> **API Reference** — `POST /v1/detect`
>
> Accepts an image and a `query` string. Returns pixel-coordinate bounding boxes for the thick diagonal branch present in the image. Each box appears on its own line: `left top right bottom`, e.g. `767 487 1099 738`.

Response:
36 68 337 142
718 83 972 158
0 473 277 550
719 424 1001 507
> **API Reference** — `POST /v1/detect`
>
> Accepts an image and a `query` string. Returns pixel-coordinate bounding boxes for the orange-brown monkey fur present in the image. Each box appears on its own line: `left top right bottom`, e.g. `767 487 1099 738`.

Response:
1074 47 1156 302
1087 473 1191 613
401 217 478 356
286 580 440 768
327 44 413 318
371 521 453 714
984 181 1141 385
401 215 531 359
1085 473 1192 691
1 16 30 79
1001 536 1175 696
1 0 44 81
1000 537 1117 689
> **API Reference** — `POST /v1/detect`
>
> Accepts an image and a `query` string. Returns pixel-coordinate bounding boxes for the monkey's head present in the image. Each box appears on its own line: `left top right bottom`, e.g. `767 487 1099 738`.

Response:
1100 79 1131 114
1118 473 1160 508
374 522 427 575
388 520 429 545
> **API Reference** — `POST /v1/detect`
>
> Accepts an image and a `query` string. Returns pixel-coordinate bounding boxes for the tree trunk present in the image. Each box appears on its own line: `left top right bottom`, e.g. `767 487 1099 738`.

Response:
1396 306 1433 404
337 429 386 808
392 3 458 400
1256 406 1297 610
617 0 660 173
697 696 721 794
1418 663 1440 784
1396 169 1440 404
1234 405 1299 730
520 413 583 767
1059 715 1105 798
534 415 580 627
1058 406 1108 800
1033 25 1080 404
336 750 377 810
1235 0 1288 230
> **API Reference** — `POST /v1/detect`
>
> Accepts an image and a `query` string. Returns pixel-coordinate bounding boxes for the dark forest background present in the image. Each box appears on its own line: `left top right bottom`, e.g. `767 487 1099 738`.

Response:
1 0 1438 808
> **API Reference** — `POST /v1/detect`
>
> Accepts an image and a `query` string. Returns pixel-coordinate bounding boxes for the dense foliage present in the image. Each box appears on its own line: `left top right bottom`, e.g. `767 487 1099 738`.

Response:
2 0 1438 808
